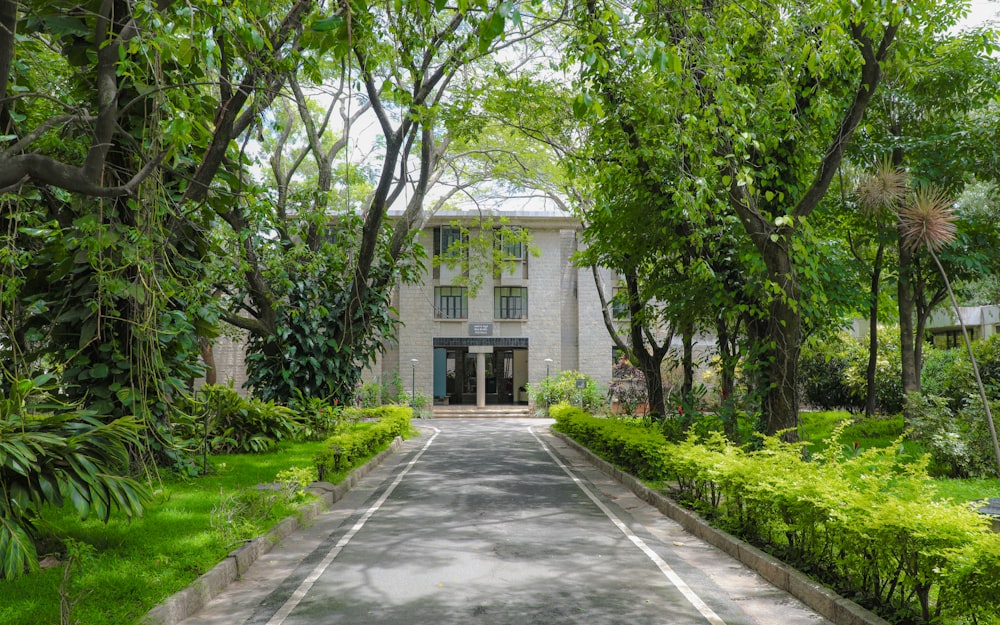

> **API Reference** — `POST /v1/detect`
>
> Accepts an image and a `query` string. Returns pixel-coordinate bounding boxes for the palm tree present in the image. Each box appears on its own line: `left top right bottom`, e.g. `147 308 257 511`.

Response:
897 185 1000 473
856 158 908 417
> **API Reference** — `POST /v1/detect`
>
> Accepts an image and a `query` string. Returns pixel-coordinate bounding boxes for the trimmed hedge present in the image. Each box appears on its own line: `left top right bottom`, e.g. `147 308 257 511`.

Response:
551 404 668 480
553 408 1000 625
313 406 412 480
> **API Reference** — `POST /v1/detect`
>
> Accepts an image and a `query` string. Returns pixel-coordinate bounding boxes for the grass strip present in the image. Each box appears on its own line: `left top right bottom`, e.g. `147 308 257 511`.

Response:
0 436 389 625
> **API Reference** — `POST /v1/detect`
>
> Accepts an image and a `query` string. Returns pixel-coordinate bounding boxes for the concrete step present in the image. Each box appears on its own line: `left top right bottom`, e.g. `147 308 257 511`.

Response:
431 405 534 419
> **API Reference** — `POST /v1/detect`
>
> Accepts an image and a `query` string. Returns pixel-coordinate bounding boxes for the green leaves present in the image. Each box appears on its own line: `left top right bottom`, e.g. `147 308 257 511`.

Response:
556 408 1000 623
478 7 509 53
310 15 343 32
0 404 151 579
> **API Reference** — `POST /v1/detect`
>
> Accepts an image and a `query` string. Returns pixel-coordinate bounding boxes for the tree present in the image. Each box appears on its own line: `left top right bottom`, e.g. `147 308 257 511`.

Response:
570 0 966 437
0 0 313 428
897 185 1000 472
857 27 1000 399
854 159 909 416
221 0 562 403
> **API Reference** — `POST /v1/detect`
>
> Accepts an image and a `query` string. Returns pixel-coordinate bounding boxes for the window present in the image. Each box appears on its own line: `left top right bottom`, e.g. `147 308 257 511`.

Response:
611 286 629 320
435 286 468 319
495 226 526 260
434 226 465 257
495 286 528 320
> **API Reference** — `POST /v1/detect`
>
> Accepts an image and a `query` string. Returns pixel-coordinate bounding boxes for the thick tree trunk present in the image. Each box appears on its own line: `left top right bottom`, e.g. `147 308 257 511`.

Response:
760 239 802 439
637 351 666 416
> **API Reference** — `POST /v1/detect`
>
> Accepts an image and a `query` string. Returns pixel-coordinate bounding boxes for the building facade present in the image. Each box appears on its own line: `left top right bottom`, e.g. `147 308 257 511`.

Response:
371 210 618 407
925 305 1000 349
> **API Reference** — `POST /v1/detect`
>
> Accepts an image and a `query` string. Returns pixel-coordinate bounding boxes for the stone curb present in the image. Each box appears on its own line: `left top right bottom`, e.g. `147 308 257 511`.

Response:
139 436 406 625
550 430 891 625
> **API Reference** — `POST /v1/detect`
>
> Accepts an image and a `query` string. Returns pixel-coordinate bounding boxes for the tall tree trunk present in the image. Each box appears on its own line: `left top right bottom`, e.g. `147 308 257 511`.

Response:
589 264 670 416
637 351 666 416
865 241 884 417
681 322 694 399
898 244 920 401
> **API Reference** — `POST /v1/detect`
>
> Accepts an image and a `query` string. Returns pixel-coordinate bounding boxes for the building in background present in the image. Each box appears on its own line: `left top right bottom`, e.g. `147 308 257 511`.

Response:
925 305 1000 349
370 209 618 407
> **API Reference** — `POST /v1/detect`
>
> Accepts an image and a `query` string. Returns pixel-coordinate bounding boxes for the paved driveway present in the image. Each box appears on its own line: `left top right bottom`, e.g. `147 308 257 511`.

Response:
178 420 831 625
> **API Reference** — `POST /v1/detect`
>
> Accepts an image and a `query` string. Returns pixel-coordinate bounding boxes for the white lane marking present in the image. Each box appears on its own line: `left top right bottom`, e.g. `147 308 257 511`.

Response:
266 427 441 625
530 427 728 625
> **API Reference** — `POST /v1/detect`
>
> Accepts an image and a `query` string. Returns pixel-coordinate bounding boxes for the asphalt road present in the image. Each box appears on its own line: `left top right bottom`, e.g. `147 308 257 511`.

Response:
178 420 831 625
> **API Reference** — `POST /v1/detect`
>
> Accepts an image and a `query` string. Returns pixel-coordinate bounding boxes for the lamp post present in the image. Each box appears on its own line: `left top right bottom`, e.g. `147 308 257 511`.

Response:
410 358 418 408
544 358 553 378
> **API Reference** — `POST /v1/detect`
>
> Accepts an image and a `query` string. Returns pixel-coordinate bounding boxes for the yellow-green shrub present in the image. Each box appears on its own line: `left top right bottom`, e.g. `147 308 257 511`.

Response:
551 404 668 480
552 408 1000 624
313 407 411 480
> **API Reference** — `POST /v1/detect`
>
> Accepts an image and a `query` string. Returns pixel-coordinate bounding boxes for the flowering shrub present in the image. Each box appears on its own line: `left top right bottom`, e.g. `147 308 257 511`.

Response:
608 358 647 415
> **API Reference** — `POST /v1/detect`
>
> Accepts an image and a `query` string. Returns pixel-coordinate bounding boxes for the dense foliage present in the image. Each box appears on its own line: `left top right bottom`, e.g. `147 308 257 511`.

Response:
800 331 1000 477
174 385 306 455
0 406 409 625
799 329 904 415
553 407 1000 624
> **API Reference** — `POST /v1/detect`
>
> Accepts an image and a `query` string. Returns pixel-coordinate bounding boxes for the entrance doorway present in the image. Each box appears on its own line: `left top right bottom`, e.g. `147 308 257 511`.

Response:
433 347 528 405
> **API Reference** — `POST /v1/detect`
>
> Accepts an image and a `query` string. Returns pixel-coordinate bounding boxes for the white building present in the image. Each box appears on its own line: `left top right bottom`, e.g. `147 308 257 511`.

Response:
925 305 1000 349
371 209 618 407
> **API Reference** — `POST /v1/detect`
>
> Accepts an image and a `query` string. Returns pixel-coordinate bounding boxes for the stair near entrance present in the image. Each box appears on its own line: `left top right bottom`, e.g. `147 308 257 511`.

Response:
431 405 534 419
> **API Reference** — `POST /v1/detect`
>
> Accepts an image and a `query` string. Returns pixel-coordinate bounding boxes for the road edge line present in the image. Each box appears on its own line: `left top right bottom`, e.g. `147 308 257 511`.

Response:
546 428 891 625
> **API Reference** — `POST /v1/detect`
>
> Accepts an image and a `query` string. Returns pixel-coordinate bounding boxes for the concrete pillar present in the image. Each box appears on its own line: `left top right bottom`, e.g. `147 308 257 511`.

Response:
476 352 486 408
468 345 493 408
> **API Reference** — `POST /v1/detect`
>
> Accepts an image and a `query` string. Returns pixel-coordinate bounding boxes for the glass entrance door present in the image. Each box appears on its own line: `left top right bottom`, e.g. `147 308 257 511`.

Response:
496 349 514 403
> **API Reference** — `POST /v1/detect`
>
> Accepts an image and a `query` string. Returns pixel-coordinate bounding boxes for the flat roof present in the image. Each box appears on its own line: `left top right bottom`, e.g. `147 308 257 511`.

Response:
416 208 581 229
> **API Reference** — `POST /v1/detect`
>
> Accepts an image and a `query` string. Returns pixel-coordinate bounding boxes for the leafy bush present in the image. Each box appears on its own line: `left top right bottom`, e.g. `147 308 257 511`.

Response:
923 335 1000 409
176 385 304 454
799 329 903 415
274 466 319 500
907 392 1000 478
288 392 345 441
527 370 605 415
800 333 861 411
356 372 410 408
973 333 1000 394
553 408 1000 624
1 378 150 579
209 466 316 547
921 347 974 411
551 405 668 481
313 406 411 481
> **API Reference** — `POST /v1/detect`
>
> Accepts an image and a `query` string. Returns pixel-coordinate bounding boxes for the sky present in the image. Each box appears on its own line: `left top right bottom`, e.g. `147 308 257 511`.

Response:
960 0 1000 29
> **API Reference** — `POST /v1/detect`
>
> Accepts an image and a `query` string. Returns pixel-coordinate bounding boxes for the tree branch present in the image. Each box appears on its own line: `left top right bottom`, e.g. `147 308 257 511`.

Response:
792 20 899 218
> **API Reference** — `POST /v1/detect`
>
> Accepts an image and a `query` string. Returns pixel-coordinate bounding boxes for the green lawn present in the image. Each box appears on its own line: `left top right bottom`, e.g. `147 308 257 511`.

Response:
800 410 1000 502
0 439 350 625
